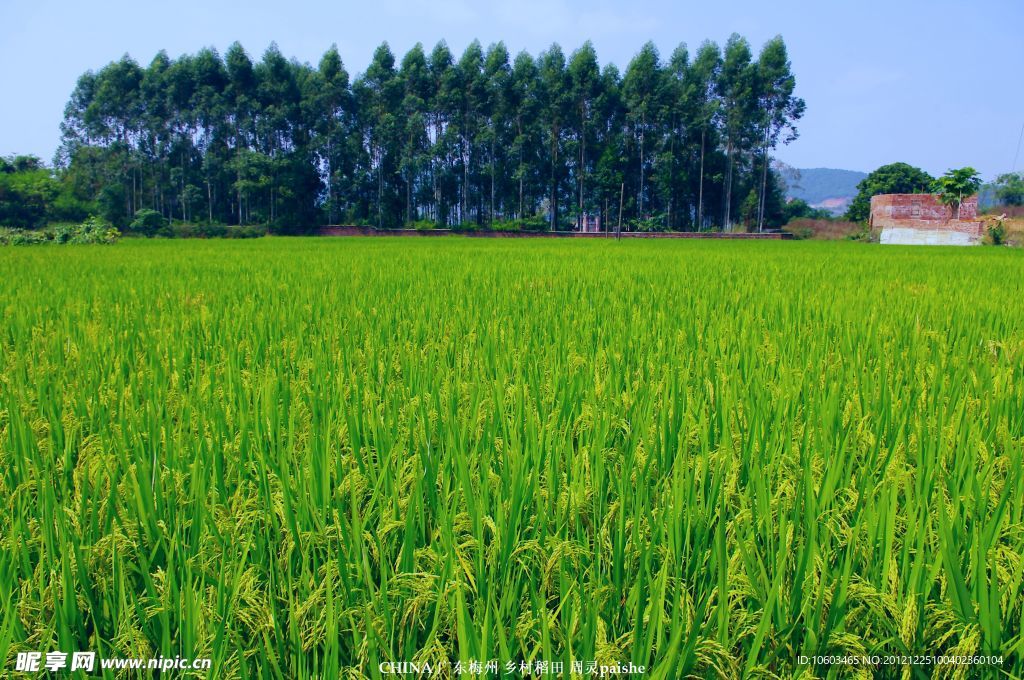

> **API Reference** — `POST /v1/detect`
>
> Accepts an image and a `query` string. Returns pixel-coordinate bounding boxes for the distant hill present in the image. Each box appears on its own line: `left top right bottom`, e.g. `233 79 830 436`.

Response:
781 168 867 215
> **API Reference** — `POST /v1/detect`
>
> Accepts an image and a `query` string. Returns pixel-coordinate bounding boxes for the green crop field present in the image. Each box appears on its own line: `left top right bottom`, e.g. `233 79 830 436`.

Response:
1 238 1023 678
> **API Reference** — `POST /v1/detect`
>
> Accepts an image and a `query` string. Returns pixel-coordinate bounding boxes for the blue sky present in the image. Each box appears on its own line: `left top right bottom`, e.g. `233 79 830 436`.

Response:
2 0 1021 179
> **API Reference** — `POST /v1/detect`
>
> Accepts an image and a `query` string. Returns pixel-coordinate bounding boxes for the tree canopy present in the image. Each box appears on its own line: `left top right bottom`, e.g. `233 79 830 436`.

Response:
994 172 1024 207
0 154 92 228
54 38 804 232
933 167 982 220
845 162 934 222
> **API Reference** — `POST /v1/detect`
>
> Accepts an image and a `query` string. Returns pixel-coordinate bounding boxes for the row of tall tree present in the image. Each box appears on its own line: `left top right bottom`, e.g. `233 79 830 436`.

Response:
57 36 804 232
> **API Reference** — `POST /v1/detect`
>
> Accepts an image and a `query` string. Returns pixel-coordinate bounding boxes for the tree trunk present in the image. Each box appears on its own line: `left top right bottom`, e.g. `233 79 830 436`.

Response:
549 124 558 231
757 121 772 232
698 128 706 230
181 150 187 223
617 181 624 235
668 123 675 230
579 107 585 231
490 133 495 226
327 139 335 225
237 165 243 225
638 116 645 220
723 139 734 230
517 117 524 220
462 134 469 225
377 145 383 228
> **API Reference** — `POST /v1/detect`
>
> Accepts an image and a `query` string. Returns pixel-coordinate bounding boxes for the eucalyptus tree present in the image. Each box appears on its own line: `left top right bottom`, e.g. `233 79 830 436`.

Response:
52 35 801 232
92 55 145 223
655 43 690 229
253 43 301 223
225 42 257 223
718 34 756 230
455 41 486 224
567 42 601 228
753 36 804 230
306 45 352 225
593 64 626 230
398 44 431 224
355 43 402 227
538 44 570 230
427 42 458 224
190 48 228 223
686 41 721 229
165 53 200 222
139 51 172 217
508 51 541 220
482 42 512 224
622 43 665 224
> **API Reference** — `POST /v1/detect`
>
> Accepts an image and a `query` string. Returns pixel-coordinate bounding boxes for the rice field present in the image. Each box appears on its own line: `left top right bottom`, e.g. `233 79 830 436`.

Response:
1 238 1023 679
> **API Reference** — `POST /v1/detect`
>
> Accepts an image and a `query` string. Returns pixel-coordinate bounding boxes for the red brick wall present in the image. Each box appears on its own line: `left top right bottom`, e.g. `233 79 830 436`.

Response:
870 193 979 226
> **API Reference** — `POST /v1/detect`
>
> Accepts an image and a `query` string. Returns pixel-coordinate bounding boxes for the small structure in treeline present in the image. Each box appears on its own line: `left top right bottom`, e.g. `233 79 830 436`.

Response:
578 213 602 233
871 193 983 245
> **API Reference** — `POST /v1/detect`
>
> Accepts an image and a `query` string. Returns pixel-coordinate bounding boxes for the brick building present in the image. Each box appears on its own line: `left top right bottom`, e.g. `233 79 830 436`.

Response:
870 193 983 245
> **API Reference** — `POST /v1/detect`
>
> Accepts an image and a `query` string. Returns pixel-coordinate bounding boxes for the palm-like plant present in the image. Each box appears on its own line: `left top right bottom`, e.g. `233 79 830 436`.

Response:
933 166 982 220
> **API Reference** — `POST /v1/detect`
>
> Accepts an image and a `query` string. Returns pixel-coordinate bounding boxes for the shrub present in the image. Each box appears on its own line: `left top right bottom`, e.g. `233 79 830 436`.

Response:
0 226 50 245
224 225 266 239
408 219 440 231
129 209 168 237
482 215 549 232
167 223 200 239
0 217 118 245
985 219 1007 246
487 220 522 233
65 216 120 244
199 224 228 238
165 223 266 239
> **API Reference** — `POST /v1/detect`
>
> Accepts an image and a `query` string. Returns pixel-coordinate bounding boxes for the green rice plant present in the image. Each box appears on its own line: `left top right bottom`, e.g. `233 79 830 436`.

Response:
0 238 1022 678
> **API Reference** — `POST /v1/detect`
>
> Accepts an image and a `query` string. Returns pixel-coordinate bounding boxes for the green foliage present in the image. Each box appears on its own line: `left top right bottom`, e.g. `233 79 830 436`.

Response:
0 227 50 245
1 239 1023 676
0 217 119 245
408 218 440 231
846 221 872 241
985 218 1007 245
53 216 120 244
933 167 982 219
0 156 59 228
129 208 168 237
735 169 787 230
783 198 832 222
846 162 934 222
484 219 520 232
784 223 814 239
56 36 802 232
517 215 550 231
994 172 1024 207
630 213 669 232
166 223 267 239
